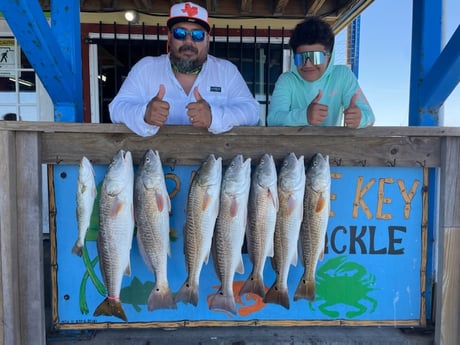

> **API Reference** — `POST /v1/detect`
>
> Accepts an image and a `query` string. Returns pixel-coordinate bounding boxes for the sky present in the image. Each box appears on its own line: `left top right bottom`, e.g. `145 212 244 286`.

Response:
353 0 460 126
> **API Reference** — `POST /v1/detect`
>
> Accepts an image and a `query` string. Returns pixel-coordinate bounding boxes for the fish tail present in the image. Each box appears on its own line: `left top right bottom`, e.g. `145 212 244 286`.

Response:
147 285 177 311
174 280 199 306
93 297 128 321
263 283 290 309
294 278 316 302
239 273 265 298
208 290 237 315
71 241 83 257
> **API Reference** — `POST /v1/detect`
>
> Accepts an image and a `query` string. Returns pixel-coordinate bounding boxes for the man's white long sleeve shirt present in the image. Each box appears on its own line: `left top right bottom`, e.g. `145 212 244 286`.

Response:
109 54 260 136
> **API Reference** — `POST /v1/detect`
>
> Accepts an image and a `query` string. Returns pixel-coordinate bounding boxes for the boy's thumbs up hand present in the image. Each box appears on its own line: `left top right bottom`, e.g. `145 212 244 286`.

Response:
343 91 361 128
307 89 328 125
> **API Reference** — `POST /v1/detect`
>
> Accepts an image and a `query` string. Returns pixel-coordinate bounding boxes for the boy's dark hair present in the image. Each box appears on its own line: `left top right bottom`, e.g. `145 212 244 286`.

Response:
289 16 335 53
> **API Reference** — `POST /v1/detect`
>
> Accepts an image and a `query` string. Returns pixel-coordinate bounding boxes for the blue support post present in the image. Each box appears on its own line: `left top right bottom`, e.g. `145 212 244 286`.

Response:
408 0 442 126
50 0 83 122
0 0 83 122
419 25 460 112
348 16 360 78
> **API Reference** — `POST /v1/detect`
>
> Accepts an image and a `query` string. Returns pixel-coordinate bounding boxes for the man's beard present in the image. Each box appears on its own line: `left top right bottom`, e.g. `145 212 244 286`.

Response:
170 45 206 74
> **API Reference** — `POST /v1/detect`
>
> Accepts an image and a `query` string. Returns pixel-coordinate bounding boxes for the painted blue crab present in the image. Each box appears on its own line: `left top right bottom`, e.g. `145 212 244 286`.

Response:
309 255 378 318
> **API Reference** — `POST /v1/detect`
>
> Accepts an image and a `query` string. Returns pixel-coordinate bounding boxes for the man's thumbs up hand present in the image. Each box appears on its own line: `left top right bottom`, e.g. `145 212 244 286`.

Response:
187 87 212 128
144 84 170 126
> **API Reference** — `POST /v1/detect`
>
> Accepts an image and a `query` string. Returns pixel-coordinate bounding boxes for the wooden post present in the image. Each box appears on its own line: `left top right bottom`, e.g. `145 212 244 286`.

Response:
0 130 21 344
16 132 46 345
0 130 46 345
436 137 460 344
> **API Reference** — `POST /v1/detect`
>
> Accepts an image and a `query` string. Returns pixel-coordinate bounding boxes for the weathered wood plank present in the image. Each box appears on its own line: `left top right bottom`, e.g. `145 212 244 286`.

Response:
436 137 460 345
40 130 440 167
0 123 454 167
16 132 46 345
2 122 460 137
54 318 421 330
0 131 21 345
438 228 460 345
439 137 460 225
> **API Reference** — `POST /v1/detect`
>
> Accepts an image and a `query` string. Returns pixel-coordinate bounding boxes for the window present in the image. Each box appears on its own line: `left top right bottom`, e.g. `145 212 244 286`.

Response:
0 37 38 121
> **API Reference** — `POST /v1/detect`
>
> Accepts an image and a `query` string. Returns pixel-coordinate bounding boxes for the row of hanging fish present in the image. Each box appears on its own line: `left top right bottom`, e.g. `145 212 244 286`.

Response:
73 149 331 320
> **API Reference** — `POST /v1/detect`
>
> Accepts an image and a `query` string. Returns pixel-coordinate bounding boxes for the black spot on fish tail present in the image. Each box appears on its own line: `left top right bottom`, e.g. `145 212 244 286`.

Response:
147 285 177 311
294 278 316 302
264 283 290 309
208 290 237 315
239 272 265 298
174 279 199 306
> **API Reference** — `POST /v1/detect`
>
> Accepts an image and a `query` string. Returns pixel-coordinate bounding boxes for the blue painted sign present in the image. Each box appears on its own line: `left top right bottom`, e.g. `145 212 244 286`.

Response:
52 162 424 327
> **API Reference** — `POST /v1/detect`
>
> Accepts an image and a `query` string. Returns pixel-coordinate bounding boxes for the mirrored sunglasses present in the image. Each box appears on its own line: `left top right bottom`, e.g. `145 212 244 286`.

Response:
294 51 329 66
172 28 206 42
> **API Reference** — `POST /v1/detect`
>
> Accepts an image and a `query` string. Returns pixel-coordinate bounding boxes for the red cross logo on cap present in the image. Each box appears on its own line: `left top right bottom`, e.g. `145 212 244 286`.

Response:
181 3 198 17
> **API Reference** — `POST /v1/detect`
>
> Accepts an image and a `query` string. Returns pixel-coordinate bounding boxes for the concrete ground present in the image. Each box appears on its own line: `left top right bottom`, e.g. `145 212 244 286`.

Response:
43 238 434 345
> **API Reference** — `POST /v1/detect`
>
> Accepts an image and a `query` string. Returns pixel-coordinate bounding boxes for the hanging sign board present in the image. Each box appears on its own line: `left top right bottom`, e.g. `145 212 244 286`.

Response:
51 162 425 329
0 38 17 78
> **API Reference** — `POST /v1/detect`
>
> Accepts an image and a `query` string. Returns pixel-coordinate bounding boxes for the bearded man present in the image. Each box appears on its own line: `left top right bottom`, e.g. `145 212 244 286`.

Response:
109 2 260 137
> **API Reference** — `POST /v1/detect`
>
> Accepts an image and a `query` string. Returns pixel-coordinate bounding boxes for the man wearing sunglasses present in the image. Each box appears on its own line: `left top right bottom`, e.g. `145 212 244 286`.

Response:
267 16 374 128
109 2 260 137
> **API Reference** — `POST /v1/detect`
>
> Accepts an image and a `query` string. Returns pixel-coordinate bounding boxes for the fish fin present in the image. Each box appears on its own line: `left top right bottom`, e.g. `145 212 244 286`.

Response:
155 192 164 212
201 192 211 211
124 260 131 276
230 198 239 217
147 284 177 311
264 283 290 309
174 279 199 306
297 231 303 261
269 256 278 271
93 297 128 321
211 237 220 277
111 197 124 217
290 250 298 267
239 272 265 298
208 290 237 315
96 238 105 277
166 189 172 213
244 232 253 263
294 278 316 302
269 186 279 211
316 193 326 213
236 255 244 274
204 249 210 265
286 195 297 216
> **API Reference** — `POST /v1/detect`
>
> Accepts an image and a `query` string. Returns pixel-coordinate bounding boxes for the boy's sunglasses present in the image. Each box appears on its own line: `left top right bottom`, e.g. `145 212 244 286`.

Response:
172 28 206 42
294 51 329 66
